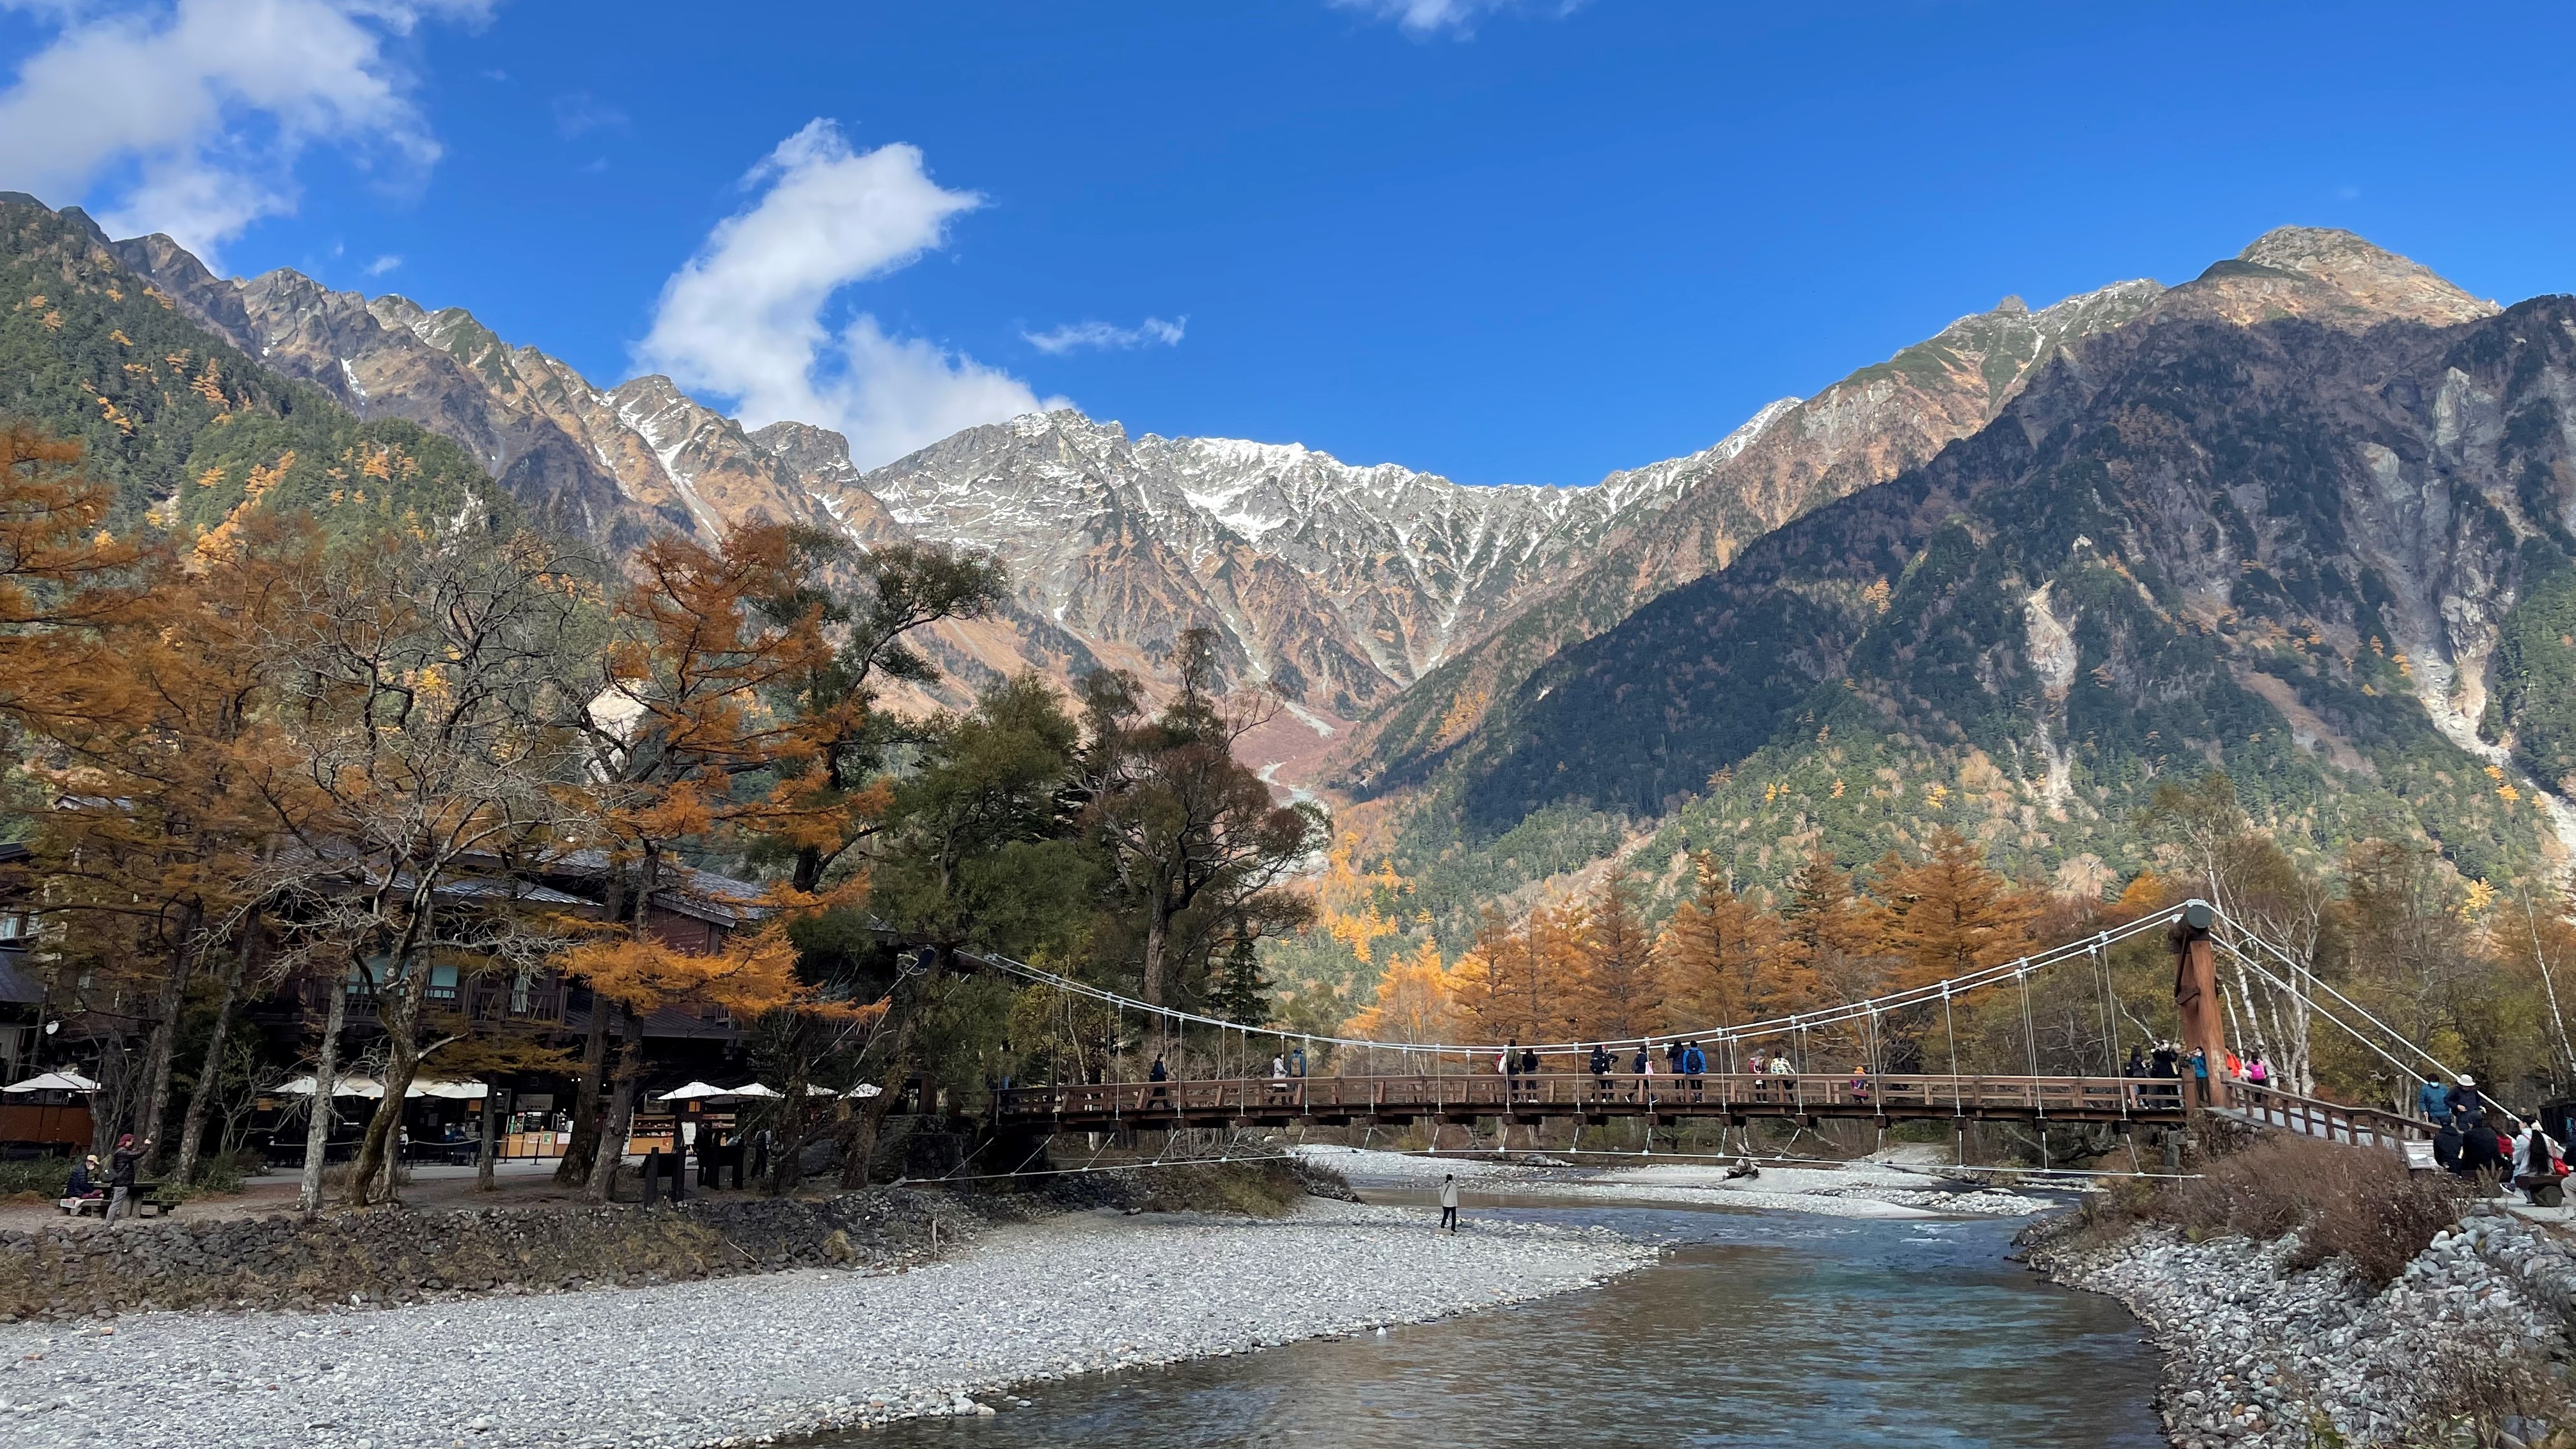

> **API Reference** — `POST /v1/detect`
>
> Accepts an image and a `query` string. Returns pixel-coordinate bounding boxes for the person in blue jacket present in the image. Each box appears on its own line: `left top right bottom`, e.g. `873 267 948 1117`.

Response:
2417 1077 2451 1121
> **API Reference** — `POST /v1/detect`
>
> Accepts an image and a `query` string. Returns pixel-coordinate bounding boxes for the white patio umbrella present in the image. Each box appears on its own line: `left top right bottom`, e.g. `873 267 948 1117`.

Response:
274 1076 485 1099
702 1082 836 1102
651 1081 735 1104
2 1070 98 1093
843 1083 882 1099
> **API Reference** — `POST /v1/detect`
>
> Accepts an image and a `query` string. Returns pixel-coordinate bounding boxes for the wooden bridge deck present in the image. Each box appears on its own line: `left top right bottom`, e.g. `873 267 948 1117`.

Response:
994 1072 2202 1131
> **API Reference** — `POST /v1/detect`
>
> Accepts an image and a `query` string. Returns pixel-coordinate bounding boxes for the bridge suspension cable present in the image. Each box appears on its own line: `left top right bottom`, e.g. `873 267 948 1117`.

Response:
963 906 2181 1056
967 897 2474 1096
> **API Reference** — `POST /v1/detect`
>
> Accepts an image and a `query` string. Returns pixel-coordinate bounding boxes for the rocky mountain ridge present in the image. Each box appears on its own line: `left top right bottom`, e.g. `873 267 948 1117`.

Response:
846 407 1783 717
1428 240 2563 899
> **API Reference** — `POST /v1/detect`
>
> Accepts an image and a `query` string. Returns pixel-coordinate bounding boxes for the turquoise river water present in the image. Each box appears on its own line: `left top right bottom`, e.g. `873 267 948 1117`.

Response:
844 1195 2164 1449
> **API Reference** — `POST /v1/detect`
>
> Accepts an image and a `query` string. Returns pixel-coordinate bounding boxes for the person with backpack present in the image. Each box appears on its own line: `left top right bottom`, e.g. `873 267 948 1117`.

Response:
1588 1044 1614 1099
2459 1111 2510 1180
1680 1041 1707 1101
2433 1113 2465 1173
1630 1045 1654 1103
1149 1053 1170 1102
1518 1046 1541 1101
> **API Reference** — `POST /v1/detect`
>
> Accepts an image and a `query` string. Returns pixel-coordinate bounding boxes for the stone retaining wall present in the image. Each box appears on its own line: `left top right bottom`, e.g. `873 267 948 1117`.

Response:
0 1188 985 1322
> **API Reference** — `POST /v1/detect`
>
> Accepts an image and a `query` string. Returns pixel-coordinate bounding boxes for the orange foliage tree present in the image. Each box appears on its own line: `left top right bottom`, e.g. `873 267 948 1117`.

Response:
1567 874 1662 1046
1656 856 1802 1069
559 522 873 1200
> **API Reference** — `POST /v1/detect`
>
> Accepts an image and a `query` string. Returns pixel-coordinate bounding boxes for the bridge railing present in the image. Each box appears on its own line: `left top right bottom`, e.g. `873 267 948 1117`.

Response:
2221 1081 2427 1150
994 1072 2187 1122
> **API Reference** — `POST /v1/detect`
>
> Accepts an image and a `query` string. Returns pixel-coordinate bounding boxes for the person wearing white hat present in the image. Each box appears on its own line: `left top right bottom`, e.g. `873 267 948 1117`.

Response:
2446 1074 2482 1120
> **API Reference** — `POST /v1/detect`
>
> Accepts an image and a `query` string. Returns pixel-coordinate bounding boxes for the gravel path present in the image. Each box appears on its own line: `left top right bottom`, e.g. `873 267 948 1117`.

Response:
0 1199 1650 1449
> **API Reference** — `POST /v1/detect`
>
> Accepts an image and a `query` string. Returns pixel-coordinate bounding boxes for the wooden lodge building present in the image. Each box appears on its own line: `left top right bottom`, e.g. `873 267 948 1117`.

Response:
1 846 800 1166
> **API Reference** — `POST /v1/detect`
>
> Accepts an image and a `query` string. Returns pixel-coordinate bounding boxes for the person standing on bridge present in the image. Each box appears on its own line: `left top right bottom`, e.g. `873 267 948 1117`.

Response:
1501 1040 1520 1102
1589 1044 1614 1099
2417 1077 2451 1122
1681 1041 1707 1102
1632 1046 1654 1104
1290 1047 1307 1079
2448 1076 2484 1120
1150 1053 1169 1103
1439 1173 1460 1232
1518 1047 1540 1099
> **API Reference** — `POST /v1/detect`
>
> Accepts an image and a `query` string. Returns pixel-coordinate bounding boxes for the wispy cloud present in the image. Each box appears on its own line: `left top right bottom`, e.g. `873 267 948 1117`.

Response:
0 0 491 268
637 119 1064 471
363 252 400 275
1331 0 1586 38
550 91 626 141
1022 316 1186 356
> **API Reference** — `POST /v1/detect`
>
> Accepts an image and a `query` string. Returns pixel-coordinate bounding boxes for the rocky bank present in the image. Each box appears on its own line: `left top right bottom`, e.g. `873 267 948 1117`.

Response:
2029 1206 2576 1447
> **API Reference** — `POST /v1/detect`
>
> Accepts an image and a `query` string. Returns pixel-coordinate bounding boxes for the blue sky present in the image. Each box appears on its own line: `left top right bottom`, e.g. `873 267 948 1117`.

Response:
3 1 2571 480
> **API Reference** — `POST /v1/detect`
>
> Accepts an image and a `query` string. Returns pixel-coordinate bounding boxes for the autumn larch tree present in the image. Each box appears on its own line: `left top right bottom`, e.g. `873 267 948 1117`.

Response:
1569 873 1662 1046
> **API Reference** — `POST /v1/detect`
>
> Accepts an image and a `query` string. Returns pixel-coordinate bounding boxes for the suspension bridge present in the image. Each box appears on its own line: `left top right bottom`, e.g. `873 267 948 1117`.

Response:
973 899 2459 1155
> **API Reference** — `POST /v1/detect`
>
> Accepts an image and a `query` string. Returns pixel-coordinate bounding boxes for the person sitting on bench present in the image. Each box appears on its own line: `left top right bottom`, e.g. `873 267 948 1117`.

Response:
58 1154 106 1214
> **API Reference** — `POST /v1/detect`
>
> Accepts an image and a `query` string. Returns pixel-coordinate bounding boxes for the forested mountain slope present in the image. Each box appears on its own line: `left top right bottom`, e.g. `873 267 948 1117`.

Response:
1 196 510 542
1443 255 2571 892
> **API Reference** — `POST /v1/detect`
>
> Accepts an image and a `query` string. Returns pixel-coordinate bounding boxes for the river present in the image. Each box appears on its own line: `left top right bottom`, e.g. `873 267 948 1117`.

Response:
843 1194 2164 1448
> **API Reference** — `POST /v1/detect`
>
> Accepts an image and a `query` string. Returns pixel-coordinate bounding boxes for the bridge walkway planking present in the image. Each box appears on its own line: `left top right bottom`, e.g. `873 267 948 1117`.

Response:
995 1072 2200 1131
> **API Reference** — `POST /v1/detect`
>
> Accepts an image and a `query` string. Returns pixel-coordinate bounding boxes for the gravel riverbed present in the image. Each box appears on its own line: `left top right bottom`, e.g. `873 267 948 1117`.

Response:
2030 1205 2576 1447
1292 1144 2055 1218
0 1198 1651 1449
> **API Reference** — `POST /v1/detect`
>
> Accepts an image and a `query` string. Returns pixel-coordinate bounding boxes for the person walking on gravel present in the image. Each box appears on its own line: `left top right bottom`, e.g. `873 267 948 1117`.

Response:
1439 1173 1460 1232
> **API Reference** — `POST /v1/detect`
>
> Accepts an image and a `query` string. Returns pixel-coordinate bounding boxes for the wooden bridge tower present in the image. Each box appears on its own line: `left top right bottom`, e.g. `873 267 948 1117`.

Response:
2169 900 2228 1109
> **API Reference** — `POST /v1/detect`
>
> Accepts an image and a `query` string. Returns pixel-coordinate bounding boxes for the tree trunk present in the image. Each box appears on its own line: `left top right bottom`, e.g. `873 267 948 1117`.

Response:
345 954 433 1209
842 948 949 1187
171 932 253 1186
88 1037 133 1160
474 1084 502 1192
584 1005 644 1204
554 999 612 1185
1141 905 1169 1007
297 977 348 1216
134 924 201 1175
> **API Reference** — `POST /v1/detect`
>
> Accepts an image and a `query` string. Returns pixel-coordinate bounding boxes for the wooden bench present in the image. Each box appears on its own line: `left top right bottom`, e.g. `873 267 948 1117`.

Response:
56 1181 173 1218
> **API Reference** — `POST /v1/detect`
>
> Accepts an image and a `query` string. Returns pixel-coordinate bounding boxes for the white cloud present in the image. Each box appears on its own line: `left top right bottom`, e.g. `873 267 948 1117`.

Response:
364 252 400 274
637 119 1064 471
1023 316 1186 356
0 0 488 267
1331 0 1585 37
